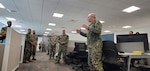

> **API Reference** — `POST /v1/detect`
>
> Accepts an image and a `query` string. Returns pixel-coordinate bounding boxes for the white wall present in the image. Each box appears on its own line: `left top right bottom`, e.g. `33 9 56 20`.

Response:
37 36 49 51
67 33 87 42
20 35 25 63
37 37 42 51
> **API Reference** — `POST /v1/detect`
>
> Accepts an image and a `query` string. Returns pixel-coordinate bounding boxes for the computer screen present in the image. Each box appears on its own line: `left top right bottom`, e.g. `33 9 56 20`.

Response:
101 34 114 42
117 34 149 52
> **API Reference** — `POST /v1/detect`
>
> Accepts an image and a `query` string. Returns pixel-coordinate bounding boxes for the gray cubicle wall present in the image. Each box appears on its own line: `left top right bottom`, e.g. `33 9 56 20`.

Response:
2 28 21 71
0 44 5 70
117 42 144 53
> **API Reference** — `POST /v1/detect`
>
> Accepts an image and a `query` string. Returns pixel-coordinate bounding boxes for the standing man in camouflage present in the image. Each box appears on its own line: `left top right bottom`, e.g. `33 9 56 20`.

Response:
23 28 33 63
55 29 69 64
0 21 12 43
31 30 38 60
49 33 58 60
76 13 103 71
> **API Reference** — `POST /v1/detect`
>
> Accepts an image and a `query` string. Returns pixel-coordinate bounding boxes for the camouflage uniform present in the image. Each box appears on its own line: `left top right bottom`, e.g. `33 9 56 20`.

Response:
80 20 103 71
56 34 69 63
31 34 38 59
49 36 58 59
23 32 32 62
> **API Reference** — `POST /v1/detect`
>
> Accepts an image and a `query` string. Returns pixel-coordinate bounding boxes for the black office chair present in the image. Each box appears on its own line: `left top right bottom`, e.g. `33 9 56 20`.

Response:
69 42 89 71
102 41 124 71
72 51 88 71
65 42 87 65
138 65 150 71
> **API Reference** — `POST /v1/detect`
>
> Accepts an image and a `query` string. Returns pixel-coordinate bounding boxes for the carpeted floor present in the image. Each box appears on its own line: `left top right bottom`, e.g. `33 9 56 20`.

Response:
16 52 139 71
16 52 75 71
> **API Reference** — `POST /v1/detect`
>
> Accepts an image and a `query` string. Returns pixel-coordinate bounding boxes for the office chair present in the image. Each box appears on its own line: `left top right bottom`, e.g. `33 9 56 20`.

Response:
65 42 87 65
102 41 124 71
70 42 89 71
72 51 88 71
138 65 150 71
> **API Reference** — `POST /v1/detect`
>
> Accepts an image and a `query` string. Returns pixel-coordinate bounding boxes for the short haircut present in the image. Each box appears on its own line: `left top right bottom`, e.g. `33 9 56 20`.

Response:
88 13 96 18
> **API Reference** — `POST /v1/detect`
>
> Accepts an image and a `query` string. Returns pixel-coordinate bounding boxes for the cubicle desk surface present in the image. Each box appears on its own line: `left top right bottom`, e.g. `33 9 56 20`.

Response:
119 52 150 71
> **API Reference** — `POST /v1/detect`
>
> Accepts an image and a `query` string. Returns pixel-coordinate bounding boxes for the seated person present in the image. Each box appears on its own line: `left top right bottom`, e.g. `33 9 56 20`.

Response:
0 21 12 43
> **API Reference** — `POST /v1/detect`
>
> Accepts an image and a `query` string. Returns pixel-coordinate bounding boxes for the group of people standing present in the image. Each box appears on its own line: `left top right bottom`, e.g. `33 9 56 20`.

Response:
23 28 69 64
24 13 103 71
0 13 104 71
47 29 69 64
23 28 38 63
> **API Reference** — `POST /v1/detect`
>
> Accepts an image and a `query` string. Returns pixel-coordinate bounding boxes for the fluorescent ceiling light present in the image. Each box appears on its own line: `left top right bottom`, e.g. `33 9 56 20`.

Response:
81 27 86 30
71 31 77 34
6 17 16 21
122 25 132 28
46 28 52 31
43 34 48 36
99 20 104 23
122 6 140 13
15 25 22 28
19 29 25 32
53 13 64 18
104 30 111 33
45 32 49 34
0 3 5 8
48 23 56 26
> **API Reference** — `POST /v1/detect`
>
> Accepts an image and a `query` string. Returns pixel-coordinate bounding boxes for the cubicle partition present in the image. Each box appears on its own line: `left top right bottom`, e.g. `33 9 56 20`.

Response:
0 44 5 70
1 28 22 71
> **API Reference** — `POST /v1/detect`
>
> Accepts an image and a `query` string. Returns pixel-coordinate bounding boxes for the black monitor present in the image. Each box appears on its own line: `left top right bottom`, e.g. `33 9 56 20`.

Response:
117 34 149 52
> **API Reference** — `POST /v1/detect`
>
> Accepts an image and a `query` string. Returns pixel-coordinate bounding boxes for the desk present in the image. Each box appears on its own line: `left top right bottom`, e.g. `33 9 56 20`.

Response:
119 53 150 71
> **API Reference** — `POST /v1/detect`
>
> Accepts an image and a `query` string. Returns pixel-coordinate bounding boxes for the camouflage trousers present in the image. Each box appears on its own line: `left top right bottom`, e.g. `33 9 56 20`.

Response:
32 46 36 57
49 45 56 58
23 47 32 61
56 46 67 62
88 47 103 71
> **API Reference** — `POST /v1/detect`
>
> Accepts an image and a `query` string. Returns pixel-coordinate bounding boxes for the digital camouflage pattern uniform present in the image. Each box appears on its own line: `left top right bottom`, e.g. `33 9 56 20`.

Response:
80 20 103 71
23 32 33 62
49 36 58 59
56 34 69 63
31 34 38 59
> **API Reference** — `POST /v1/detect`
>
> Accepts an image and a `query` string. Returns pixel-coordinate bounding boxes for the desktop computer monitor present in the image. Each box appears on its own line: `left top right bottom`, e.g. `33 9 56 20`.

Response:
117 34 149 52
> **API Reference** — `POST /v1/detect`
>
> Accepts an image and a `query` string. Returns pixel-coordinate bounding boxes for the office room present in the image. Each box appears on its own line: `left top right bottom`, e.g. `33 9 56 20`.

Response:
0 0 150 71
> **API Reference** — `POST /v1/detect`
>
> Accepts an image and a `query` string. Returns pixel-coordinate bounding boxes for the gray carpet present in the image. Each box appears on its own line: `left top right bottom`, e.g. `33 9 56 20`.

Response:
16 52 138 71
17 52 75 71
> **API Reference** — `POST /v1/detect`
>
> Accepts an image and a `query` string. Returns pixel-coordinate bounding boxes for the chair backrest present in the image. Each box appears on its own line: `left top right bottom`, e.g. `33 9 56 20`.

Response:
102 41 119 64
74 42 87 51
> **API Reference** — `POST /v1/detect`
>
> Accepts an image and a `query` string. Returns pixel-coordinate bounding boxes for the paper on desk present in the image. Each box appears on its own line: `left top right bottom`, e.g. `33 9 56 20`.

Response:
118 52 142 55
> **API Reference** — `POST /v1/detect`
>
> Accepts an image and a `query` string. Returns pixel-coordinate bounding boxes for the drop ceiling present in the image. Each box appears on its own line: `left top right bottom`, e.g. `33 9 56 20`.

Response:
0 0 150 35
